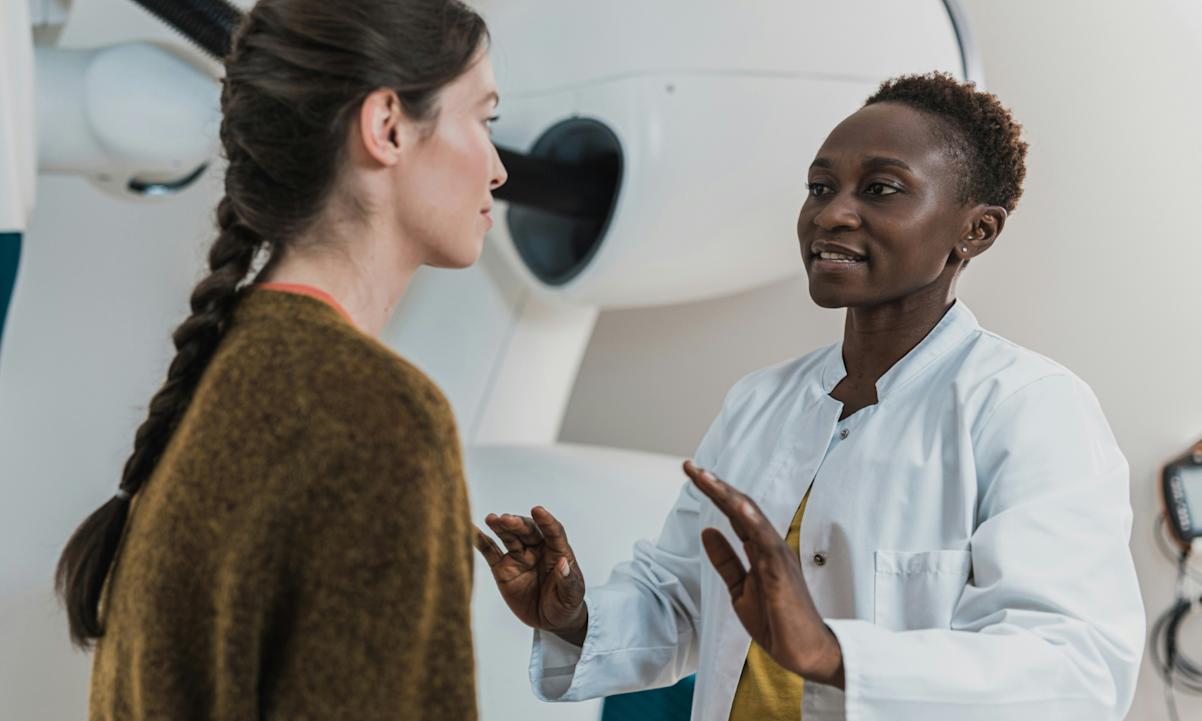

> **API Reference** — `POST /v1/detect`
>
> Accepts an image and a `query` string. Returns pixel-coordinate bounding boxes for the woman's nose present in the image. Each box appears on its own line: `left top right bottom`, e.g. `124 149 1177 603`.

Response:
490 145 509 190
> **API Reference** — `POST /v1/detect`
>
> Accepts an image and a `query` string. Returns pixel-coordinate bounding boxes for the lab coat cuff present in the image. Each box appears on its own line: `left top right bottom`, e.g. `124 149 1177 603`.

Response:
529 593 601 701
824 618 872 719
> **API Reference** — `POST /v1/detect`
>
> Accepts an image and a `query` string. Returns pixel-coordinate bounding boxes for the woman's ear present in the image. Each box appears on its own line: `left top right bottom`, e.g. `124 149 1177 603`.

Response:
357 88 410 167
957 205 1008 263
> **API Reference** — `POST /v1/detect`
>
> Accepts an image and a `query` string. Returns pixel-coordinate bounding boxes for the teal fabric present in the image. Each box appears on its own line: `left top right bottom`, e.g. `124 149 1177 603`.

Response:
601 675 695 721
0 233 19 357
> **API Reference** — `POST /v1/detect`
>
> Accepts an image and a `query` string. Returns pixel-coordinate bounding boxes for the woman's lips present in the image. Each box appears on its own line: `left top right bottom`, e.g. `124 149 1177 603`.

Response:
810 256 867 272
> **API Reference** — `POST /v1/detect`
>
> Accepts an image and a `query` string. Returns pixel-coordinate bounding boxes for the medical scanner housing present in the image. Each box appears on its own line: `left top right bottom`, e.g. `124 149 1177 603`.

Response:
35 43 220 198
482 0 977 309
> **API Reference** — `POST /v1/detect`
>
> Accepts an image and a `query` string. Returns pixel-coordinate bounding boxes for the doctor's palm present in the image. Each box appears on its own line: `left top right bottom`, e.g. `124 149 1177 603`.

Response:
474 506 588 641
686 461 845 685
713 537 814 670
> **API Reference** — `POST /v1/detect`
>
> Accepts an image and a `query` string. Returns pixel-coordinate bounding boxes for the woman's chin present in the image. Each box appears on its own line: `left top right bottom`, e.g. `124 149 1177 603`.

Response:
807 286 850 309
429 238 485 270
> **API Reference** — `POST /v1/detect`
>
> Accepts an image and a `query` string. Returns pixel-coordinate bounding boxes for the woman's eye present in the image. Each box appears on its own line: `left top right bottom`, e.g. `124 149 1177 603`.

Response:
865 182 900 196
806 182 832 198
486 115 500 131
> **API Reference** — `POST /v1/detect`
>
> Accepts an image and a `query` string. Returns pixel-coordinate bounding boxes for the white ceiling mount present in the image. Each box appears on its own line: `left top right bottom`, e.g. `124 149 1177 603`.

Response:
35 42 220 200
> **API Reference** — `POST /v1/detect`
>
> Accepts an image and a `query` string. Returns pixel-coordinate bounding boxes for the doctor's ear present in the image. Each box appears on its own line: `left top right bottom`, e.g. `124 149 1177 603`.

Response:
357 88 417 167
956 206 1007 264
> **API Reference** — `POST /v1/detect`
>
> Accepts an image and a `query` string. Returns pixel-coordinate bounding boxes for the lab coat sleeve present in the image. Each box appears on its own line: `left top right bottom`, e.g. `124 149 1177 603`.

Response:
825 373 1145 721
528 386 733 701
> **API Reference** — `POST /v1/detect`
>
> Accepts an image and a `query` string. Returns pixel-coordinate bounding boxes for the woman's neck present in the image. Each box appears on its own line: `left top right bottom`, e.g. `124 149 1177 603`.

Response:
839 282 957 388
261 226 422 337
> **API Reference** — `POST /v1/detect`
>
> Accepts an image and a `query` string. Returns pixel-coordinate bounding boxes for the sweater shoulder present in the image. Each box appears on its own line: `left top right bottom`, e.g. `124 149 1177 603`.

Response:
201 292 457 449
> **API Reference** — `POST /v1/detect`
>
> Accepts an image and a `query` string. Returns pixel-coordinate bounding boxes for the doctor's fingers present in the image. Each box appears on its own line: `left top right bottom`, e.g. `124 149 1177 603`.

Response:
500 513 546 547
473 525 506 568
531 506 575 557
484 513 540 554
684 461 777 548
683 460 746 538
551 556 586 606
701 527 747 592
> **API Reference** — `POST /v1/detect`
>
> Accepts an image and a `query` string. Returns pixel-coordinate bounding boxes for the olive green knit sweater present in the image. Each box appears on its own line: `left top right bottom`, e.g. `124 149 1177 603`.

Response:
90 288 477 720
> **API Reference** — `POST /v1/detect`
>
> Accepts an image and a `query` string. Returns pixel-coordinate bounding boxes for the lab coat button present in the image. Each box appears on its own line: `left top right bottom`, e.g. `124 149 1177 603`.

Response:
839 428 849 439
813 553 827 566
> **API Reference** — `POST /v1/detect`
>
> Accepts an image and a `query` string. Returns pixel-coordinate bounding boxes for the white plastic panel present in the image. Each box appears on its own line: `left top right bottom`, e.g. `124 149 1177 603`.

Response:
490 73 873 309
480 0 962 97
27 0 71 27
483 0 967 309
52 0 253 58
1 0 36 232
35 43 220 197
383 242 598 446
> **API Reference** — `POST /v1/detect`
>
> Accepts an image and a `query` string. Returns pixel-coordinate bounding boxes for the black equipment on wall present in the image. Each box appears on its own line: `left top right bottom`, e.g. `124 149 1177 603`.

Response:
1153 439 1202 721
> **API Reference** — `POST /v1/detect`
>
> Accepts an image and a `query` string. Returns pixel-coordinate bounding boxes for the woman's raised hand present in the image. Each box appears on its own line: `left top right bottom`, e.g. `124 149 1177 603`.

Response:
683 460 845 688
474 506 589 646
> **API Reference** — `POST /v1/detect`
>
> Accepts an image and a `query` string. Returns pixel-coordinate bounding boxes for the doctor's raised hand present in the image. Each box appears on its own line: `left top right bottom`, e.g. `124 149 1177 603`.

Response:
474 507 589 646
683 460 846 689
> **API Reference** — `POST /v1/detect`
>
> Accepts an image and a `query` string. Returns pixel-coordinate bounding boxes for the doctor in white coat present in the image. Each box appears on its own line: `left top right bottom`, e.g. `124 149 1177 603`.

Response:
474 72 1145 721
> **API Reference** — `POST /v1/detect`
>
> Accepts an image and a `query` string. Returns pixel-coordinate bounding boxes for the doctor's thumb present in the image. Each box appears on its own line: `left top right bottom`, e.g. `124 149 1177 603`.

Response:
553 556 586 606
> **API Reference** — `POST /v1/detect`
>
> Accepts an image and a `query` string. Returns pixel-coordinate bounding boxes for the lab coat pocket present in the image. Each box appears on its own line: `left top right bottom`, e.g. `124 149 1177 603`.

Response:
873 549 972 632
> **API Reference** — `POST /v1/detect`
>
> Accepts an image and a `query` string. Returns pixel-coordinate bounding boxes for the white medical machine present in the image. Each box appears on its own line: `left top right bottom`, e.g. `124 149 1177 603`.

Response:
0 1 977 718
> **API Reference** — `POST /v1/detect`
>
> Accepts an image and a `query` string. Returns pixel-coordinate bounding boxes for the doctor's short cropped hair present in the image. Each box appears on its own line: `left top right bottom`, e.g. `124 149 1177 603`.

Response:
866 72 1028 214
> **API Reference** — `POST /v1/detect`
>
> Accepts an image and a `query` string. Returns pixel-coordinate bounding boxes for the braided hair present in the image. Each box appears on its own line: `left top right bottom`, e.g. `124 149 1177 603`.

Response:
56 0 489 648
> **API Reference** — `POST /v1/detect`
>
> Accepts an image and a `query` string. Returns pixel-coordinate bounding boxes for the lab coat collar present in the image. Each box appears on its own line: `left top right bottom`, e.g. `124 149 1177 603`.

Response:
819 300 981 400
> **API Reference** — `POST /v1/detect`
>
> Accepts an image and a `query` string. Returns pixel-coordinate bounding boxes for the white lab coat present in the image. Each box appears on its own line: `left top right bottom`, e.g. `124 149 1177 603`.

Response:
530 302 1145 720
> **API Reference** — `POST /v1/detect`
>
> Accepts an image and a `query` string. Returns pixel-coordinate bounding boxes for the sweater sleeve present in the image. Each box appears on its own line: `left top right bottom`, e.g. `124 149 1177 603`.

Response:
261 396 477 721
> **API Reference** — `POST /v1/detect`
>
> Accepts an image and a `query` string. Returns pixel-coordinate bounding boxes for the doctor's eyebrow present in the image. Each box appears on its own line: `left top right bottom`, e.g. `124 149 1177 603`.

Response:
480 91 500 108
862 156 912 172
809 156 913 173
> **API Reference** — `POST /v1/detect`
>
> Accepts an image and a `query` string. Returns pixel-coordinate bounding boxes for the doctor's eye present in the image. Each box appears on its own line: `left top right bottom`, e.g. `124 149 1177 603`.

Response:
485 115 500 132
864 182 900 196
806 182 833 198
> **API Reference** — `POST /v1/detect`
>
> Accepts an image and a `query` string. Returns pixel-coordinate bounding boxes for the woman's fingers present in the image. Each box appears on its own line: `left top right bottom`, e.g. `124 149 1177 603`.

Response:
701 527 747 593
531 506 574 557
473 525 505 568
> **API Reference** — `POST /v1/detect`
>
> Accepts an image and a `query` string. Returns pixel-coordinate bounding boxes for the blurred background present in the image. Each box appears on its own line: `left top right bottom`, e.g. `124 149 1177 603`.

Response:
3 0 1202 719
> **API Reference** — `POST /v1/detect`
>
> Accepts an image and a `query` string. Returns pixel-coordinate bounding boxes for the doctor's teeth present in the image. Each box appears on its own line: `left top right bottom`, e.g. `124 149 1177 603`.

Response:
819 252 862 262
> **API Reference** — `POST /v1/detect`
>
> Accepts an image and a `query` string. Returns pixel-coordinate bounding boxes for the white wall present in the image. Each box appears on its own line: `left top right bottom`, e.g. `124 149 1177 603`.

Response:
0 171 220 720
560 1 1202 718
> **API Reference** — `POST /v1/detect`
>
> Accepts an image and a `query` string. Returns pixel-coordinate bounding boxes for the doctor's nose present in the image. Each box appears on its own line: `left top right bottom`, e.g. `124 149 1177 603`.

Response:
812 194 862 233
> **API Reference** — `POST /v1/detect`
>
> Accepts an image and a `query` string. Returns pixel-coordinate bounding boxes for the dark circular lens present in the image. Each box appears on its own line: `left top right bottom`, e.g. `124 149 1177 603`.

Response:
507 118 623 286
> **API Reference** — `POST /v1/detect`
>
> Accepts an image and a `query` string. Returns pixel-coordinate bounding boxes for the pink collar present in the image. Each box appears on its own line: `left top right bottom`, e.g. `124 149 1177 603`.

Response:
257 282 354 325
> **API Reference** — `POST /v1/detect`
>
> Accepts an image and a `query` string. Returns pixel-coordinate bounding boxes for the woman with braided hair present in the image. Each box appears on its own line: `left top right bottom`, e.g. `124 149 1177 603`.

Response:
54 0 505 718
